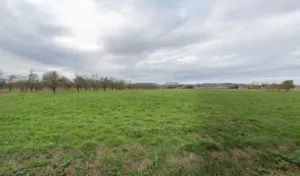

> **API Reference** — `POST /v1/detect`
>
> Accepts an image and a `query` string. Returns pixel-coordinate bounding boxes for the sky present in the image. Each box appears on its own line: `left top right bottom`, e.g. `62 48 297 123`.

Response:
1 0 300 84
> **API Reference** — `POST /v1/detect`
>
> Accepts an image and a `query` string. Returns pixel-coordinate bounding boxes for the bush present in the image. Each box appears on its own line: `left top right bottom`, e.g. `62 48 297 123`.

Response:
228 85 239 89
281 80 295 91
185 85 194 89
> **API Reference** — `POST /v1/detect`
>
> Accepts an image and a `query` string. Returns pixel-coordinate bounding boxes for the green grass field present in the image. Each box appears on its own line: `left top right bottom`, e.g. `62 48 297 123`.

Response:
1 90 300 176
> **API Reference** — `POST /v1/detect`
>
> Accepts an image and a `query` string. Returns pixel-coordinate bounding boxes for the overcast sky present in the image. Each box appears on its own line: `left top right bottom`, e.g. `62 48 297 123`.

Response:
1 0 300 84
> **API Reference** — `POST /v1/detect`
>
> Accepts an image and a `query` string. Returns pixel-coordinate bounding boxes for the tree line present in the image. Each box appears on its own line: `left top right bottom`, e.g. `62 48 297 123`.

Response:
247 80 295 91
0 69 297 93
0 69 159 93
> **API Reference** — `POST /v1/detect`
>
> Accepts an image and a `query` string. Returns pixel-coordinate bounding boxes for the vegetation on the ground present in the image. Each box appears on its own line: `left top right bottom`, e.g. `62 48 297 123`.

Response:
1 90 300 175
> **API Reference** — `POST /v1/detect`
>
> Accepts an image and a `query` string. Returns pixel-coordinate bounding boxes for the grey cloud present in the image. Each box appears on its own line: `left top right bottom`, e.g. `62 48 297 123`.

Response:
103 30 209 56
1 0 300 83
223 0 300 22
163 64 300 83
101 0 212 58
0 1 85 69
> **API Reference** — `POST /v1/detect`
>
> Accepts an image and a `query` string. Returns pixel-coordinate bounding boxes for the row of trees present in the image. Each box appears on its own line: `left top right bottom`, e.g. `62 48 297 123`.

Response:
247 80 295 91
0 69 159 93
0 69 297 93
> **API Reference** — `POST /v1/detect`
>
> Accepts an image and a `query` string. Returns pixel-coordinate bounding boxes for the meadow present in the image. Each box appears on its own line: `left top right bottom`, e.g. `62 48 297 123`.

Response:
1 90 300 176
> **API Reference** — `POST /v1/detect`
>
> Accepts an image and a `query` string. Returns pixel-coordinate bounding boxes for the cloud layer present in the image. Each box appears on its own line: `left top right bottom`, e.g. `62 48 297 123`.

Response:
1 0 300 83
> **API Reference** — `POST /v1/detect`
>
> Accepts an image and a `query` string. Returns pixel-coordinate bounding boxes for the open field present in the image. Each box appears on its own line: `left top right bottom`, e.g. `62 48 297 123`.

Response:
1 90 300 176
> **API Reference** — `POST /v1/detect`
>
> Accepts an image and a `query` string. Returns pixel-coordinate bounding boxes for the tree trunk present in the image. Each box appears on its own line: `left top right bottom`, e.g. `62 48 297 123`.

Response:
9 86 12 92
52 87 56 94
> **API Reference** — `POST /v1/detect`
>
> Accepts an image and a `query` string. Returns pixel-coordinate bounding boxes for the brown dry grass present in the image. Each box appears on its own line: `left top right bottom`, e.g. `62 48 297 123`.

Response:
89 145 151 176
273 144 293 153
123 144 151 175
191 133 222 146
167 152 204 167
64 159 84 176
137 159 152 174
90 148 106 176
124 158 153 175
52 150 64 166
230 147 259 161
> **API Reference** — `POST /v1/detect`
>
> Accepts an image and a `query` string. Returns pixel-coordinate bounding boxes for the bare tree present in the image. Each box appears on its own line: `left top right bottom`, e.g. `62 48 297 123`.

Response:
90 74 100 91
121 79 126 90
0 69 150 92
6 74 17 92
43 71 60 93
74 74 86 92
115 79 126 90
127 81 133 90
100 77 109 91
15 75 27 92
82 75 90 91
109 77 116 91
165 82 179 89
34 81 43 92
59 76 73 91
28 69 39 92
0 69 5 90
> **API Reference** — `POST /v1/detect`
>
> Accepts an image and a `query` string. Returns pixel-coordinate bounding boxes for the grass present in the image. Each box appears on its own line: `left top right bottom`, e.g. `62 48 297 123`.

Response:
1 89 300 175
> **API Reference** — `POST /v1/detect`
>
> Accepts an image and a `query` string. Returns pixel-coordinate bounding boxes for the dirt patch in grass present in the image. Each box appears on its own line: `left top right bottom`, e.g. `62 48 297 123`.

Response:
123 144 148 156
89 145 151 176
137 159 152 174
90 148 106 176
269 144 294 154
191 133 222 146
230 147 260 161
51 150 64 166
124 158 152 175
123 144 152 175
278 144 291 151
209 150 228 159
208 146 260 164
167 152 204 166
64 159 84 176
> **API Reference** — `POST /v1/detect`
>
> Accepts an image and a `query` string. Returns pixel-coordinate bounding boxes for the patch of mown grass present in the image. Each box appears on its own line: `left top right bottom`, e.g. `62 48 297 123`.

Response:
1 90 300 175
